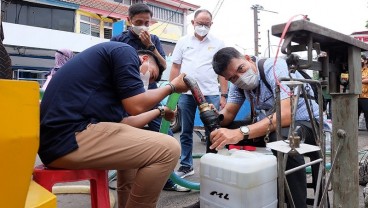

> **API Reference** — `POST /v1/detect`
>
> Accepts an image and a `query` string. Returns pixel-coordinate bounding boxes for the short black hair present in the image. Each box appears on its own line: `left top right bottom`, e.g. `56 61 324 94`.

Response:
212 47 243 75
137 50 165 81
362 54 367 60
194 9 212 19
128 3 153 18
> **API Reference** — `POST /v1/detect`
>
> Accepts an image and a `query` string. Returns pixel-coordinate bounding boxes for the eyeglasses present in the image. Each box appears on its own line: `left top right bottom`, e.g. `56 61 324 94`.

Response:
194 21 211 28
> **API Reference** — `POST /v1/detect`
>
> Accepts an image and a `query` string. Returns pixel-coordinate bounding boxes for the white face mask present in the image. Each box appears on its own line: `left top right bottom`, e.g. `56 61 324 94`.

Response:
194 25 210 37
131 25 149 35
233 67 259 91
140 60 150 91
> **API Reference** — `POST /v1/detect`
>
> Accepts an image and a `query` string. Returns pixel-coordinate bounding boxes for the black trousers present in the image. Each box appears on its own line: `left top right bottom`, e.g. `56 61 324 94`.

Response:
358 98 368 130
225 120 322 208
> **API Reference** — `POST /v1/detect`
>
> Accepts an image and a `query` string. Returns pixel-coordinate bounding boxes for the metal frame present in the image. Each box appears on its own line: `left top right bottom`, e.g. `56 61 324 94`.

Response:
271 19 368 207
273 79 324 208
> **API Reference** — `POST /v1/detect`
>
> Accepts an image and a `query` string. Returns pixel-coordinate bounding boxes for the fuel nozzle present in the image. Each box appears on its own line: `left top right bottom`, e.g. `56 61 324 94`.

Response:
183 75 224 153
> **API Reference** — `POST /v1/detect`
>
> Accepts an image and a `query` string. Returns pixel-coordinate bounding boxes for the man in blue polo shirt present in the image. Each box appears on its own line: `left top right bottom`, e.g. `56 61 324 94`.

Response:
210 47 325 208
111 3 188 192
111 3 166 69
110 2 169 137
39 41 188 208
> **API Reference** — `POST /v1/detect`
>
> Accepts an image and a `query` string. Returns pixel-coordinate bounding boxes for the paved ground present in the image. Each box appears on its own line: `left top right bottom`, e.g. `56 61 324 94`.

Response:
34 130 368 208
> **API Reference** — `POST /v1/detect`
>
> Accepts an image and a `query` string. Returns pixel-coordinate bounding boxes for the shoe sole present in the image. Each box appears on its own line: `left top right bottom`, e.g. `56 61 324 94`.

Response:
180 170 195 178
177 190 191 192
163 186 191 192
175 187 191 192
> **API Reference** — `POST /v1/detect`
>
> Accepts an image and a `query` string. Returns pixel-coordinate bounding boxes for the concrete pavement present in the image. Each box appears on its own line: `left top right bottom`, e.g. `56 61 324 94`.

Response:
34 130 368 208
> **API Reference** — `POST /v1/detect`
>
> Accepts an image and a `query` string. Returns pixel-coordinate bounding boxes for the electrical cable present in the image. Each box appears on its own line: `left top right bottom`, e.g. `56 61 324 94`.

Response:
150 1 183 35
104 1 122 20
272 14 309 96
212 0 224 21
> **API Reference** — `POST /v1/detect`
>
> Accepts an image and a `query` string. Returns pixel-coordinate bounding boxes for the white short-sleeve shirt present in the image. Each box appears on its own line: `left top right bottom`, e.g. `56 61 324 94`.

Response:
171 33 225 95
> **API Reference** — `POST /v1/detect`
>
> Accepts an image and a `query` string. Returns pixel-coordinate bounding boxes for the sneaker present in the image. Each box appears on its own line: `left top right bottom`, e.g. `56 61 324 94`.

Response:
163 184 191 192
175 166 194 178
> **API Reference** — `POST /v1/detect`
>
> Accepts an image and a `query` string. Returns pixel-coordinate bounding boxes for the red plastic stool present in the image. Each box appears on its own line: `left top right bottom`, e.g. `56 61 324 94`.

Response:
33 164 110 208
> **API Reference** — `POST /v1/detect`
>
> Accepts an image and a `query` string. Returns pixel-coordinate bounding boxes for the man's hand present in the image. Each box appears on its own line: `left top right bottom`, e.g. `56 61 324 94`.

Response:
170 73 189 93
139 30 152 47
209 128 243 150
163 106 175 121
220 97 227 110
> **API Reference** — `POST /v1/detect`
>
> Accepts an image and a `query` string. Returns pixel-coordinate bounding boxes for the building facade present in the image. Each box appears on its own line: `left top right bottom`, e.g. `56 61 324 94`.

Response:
1 0 198 84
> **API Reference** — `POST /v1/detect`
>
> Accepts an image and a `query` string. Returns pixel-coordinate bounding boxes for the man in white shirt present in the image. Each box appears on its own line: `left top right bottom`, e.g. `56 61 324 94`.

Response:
169 9 228 178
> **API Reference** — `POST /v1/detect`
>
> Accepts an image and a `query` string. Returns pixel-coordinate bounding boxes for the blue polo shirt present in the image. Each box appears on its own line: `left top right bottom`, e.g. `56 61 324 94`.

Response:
228 57 320 121
39 42 145 165
111 30 166 58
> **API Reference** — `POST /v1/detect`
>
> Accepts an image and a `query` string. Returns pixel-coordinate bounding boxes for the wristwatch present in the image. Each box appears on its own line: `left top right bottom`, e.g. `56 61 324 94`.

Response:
239 126 250 140
157 106 165 118
221 93 228 98
147 44 156 52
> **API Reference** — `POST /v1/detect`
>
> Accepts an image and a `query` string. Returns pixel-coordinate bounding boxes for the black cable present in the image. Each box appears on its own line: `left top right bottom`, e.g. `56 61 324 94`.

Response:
150 1 183 35
16 4 22 24
212 0 224 21
104 1 122 19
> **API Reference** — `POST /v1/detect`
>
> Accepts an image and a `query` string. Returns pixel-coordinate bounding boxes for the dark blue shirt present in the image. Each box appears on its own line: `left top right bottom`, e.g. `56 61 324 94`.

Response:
39 42 145 165
111 30 166 59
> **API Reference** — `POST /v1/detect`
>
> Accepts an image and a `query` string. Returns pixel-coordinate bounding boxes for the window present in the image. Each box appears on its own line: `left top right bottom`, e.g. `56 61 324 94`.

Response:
80 15 100 37
3 2 75 32
148 5 183 25
104 22 113 39
13 69 49 87
112 0 132 5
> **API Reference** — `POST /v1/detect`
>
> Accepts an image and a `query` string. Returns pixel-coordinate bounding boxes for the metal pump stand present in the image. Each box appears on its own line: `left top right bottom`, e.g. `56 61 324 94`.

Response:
267 78 324 208
270 19 368 207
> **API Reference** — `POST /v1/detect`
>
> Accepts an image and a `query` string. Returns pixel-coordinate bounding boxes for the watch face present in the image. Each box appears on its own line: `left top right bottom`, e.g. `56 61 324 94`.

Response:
148 45 155 51
240 126 250 135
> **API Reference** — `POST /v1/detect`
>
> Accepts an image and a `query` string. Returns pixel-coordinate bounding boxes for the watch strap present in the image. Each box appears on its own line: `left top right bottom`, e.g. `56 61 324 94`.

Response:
147 44 156 52
157 106 165 118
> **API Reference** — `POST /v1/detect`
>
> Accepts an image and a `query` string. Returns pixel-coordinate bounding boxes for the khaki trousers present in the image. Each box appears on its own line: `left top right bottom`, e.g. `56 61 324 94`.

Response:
49 122 180 208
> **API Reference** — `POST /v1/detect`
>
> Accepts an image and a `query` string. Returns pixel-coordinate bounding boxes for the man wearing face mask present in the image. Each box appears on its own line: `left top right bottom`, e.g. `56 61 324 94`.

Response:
210 47 324 208
111 3 189 192
169 9 228 178
111 3 166 70
39 41 190 208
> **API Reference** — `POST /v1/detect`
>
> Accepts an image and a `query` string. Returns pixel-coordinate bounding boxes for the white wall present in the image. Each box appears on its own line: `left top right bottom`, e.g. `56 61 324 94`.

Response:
2 22 108 53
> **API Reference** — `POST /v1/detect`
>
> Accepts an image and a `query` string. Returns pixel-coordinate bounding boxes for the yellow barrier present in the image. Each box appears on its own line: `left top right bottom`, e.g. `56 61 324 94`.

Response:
25 181 56 208
0 80 56 208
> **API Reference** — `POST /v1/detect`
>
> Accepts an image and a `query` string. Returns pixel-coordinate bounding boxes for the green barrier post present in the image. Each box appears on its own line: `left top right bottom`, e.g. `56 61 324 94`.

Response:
159 93 201 190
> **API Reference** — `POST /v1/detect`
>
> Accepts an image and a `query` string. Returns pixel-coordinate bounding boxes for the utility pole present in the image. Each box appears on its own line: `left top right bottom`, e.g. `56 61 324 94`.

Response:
251 4 261 56
251 4 278 56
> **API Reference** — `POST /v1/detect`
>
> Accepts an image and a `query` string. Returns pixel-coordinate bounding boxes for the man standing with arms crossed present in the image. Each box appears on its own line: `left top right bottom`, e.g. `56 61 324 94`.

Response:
170 9 228 178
